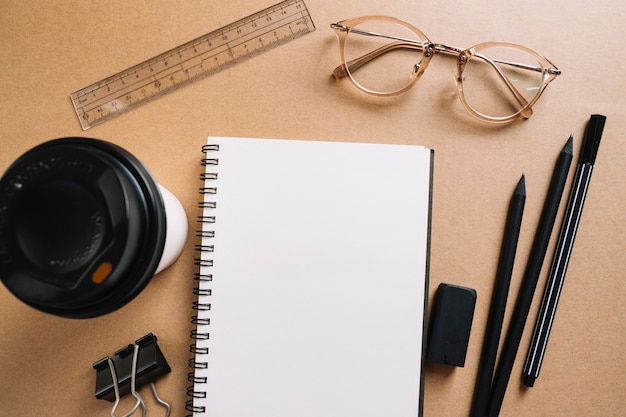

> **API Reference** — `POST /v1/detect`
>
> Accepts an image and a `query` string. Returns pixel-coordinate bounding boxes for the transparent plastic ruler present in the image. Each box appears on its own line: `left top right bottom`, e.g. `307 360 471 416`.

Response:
70 0 315 130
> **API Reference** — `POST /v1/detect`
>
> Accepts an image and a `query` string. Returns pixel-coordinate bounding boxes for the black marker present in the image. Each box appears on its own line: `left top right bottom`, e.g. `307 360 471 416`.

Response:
523 114 606 387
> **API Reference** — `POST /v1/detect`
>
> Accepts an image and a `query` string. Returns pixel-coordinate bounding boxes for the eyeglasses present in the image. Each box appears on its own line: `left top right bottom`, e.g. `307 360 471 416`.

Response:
331 16 561 123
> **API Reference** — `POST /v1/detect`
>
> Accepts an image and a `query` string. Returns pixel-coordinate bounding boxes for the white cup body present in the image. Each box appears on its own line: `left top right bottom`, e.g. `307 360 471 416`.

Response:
155 184 188 275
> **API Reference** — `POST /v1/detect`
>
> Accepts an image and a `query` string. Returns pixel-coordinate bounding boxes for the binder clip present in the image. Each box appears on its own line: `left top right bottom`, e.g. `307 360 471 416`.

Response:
93 333 171 417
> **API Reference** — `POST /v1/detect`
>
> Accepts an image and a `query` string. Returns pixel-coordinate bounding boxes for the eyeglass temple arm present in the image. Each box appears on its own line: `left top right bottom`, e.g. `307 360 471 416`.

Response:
331 24 559 117
332 25 559 77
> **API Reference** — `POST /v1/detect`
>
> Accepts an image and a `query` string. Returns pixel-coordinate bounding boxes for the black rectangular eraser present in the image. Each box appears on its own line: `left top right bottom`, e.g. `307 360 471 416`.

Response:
426 283 477 367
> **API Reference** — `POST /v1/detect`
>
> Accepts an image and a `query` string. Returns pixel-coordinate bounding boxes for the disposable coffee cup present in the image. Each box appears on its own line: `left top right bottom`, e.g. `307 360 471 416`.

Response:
0 138 188 318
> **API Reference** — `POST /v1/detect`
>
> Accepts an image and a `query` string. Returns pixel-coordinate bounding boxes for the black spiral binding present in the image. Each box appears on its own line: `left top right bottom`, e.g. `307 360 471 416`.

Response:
185 144 219 415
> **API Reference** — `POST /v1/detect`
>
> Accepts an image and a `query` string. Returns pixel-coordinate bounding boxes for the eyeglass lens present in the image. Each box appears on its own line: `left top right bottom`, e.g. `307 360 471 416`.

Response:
343 20 428 94
461 46 545 119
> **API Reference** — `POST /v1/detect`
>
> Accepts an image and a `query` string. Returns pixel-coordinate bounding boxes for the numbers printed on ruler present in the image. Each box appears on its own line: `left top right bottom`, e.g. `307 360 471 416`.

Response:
70 0 315 130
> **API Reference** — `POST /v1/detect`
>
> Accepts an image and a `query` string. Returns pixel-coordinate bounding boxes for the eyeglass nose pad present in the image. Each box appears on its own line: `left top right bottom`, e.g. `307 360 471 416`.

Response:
411 64 421 78
411 63 421 79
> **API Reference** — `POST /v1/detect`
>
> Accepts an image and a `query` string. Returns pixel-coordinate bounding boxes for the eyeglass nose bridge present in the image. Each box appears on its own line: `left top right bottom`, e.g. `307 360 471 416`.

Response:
456 50 468 82
412 43 435 78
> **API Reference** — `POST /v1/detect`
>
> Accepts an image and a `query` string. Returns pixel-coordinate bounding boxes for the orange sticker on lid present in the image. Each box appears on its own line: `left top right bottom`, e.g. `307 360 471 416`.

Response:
92 262 113 284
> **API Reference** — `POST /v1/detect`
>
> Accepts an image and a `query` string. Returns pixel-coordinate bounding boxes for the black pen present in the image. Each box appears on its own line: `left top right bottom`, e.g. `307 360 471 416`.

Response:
470 175 525 417
487 136 573 417
523 114 607 387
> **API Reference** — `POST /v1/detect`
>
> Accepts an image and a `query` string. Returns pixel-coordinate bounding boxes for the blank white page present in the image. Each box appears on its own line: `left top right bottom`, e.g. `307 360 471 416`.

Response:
192 137 432 417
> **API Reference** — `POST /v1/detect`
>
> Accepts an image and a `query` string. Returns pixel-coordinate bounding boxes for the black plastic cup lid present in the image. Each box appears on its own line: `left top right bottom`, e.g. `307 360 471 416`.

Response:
0 138 167 318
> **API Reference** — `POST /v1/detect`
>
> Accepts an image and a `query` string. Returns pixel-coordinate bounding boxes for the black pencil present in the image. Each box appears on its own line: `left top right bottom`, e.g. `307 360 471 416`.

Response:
470 174 526 417
487 136 574 417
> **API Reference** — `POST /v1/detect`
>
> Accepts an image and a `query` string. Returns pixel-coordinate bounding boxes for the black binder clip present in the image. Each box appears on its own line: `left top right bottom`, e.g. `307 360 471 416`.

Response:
93 333 172 416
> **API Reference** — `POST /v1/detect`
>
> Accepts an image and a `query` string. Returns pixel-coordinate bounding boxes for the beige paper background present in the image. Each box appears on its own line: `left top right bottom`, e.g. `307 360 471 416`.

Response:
1 1 624 416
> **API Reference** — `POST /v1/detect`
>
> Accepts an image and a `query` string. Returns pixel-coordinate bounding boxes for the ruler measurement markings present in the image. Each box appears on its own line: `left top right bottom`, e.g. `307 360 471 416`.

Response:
72 0 295 102
220 19 304 60
78 21 285 124
71 0 313 129
75 4 304 105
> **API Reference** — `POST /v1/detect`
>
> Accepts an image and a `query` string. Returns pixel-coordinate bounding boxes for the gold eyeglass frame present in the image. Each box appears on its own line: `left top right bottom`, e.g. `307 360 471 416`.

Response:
331 16 562 123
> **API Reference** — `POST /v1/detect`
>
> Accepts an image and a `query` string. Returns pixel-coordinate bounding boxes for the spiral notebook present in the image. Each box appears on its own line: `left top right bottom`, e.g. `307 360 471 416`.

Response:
187 136 433 417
